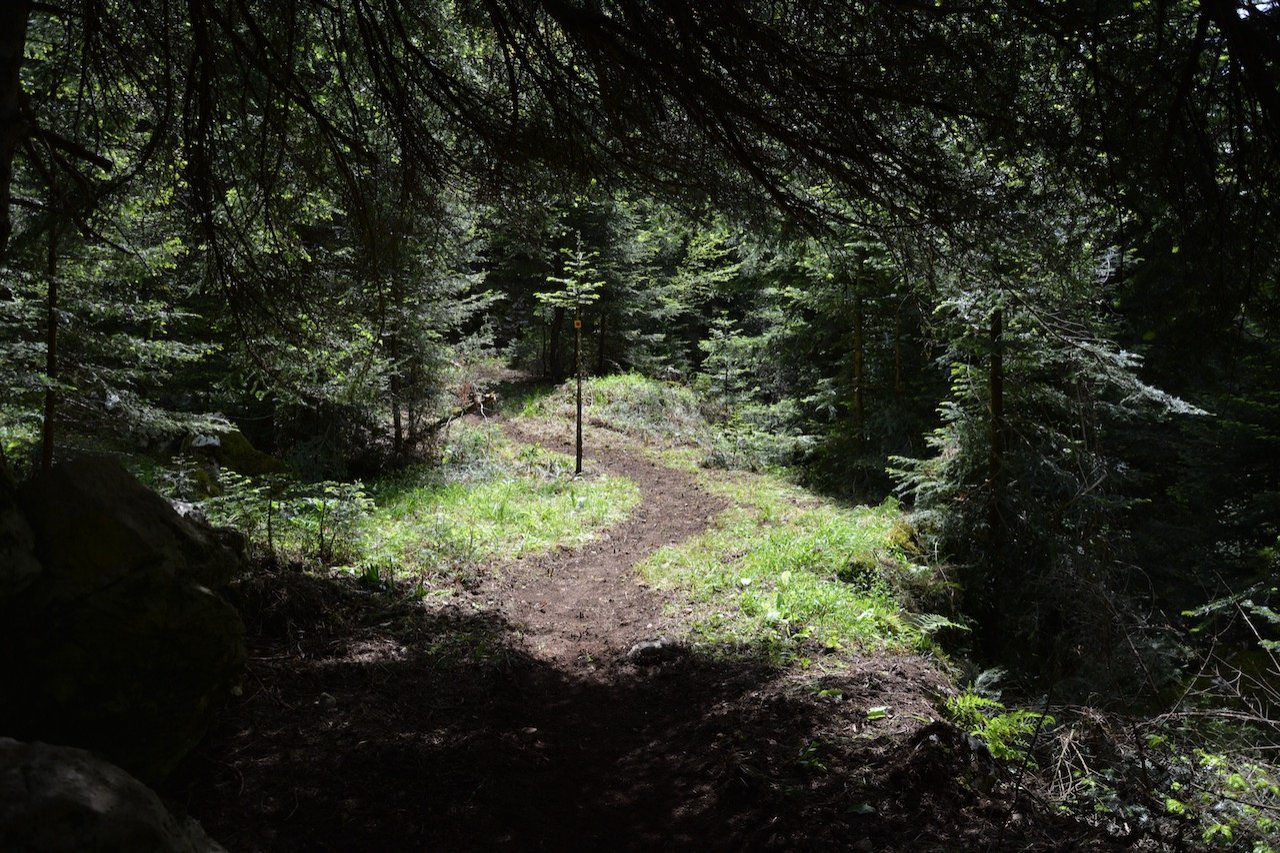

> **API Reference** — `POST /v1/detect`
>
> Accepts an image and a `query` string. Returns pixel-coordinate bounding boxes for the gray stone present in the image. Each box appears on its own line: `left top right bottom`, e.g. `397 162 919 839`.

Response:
627 637 685 665
16 457 243 594
183 427 288 477
1 458 246 782
0 738 225 852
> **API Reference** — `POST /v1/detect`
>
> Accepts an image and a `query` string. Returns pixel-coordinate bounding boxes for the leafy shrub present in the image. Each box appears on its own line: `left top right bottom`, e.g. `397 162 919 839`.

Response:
201 470 372 564
702 401 814 473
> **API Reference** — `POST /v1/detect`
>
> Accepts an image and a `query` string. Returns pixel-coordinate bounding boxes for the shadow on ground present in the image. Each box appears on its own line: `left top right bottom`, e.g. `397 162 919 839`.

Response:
164 568 1115 852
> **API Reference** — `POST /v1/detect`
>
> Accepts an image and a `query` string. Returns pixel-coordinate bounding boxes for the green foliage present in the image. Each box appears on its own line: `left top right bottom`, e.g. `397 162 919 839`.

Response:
702 400 814 473
1052 721 1280 851
639 471 953 662
529 373 713 447
176 422 640 586
696 316 762 416
1184 585 1280 656
3 0 1278 758
889 232 1200 686
943 691 1054 763
360 423 640 582
202 471 372 565
537 242 604 315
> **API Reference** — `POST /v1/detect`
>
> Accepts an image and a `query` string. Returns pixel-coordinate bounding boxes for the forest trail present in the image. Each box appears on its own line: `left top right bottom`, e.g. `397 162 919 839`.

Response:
484 420 725 668
168 414 1107 852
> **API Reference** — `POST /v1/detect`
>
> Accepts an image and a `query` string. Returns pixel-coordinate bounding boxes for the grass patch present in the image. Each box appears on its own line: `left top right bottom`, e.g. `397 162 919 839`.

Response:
361 422 640 582
639 470 954 663
196 421 640 588
526 372 713 446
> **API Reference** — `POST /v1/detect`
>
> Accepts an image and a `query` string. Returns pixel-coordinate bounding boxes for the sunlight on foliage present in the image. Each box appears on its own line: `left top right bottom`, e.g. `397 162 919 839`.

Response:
1046 717 1280 850
526 373 713 447
203 471 373 565
194 422 639 586
361 423 640 581
638 469 955 662
943 691 1054 763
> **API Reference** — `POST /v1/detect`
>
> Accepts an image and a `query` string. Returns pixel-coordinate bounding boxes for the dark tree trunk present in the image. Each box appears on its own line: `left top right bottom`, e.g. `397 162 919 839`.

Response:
548 306 565 380
595 312 606 375
893 300 903 393
988 307 1005 557
41 222 58 471
390 369 404 455
0 1 33 266
852 291 865 444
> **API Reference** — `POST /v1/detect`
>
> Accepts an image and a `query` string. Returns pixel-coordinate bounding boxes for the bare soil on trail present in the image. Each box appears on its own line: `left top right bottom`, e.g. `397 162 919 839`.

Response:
165 420 1118 852
487 421 725 668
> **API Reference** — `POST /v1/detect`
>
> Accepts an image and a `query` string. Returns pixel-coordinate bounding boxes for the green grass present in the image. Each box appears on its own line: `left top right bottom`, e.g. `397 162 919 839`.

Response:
360 422 640 583
526 372 713 446
639 469 951 662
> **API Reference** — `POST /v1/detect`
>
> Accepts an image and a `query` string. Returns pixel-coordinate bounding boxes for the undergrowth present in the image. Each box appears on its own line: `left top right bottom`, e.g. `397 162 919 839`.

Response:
363 422 639 583
195 421 639 590
638 469 958 663
524 372 713 447
943 690 1055 763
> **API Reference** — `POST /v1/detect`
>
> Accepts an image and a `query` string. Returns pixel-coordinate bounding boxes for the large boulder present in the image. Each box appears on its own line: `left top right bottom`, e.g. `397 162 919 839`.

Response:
16 457 243 595
0 738 225 852
0 484 41 598
0 458 246 783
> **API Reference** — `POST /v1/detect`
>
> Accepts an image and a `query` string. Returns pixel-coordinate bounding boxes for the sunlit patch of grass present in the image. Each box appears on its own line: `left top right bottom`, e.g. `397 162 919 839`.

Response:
525 372 713 446
501 381 557 418
361 422 640 582
639 469 947 664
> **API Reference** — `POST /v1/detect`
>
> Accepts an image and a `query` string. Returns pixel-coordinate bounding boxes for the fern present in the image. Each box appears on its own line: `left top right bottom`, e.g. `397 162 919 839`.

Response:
943 691 1055 763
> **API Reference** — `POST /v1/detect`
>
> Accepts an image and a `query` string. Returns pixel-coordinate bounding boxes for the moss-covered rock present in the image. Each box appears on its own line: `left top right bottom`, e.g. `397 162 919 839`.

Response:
184 428 289 478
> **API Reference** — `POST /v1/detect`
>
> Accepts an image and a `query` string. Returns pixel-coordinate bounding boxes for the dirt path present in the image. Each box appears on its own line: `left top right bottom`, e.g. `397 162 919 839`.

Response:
166 421 1112 852
486 423 725 667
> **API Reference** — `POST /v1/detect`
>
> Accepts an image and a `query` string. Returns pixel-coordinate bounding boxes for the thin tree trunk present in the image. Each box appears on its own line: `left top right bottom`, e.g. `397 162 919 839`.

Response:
390 374 403 454
40 222 58 471
893 300 903 393
852 290 865 444
388 321 403 455
596 312 606 374
548 306 565 380
988 307 1005 555
0 1 32 266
